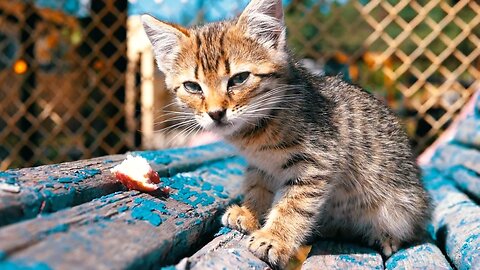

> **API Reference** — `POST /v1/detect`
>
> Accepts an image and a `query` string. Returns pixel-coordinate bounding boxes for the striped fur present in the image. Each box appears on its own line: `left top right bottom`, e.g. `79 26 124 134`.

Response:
143 0 431 268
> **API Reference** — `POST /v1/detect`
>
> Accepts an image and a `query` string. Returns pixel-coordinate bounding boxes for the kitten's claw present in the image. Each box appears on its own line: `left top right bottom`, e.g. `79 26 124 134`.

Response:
221 205 259 233
247 230 291 269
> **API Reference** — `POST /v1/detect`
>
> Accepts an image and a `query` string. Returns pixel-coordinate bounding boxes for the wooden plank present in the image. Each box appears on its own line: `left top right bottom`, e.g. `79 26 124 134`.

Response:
428 144 480 200
453 117 480 148
422 167 480 270
0 156 246 269
385 243 451 270
0 142 237 227
302 241 383 270
176 231 384 270
171 229 270 270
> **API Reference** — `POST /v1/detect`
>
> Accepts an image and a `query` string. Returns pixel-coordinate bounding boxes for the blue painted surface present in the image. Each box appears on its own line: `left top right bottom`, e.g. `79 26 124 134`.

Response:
419 93 480 270
0 142 240 228
137 142 236 166
117 205 129 213
386 243 452 269
422 167 480 270
0 261 52 270
48 224 70 234
214 226 232 237
130 197 170 227
0 171 18 184
157 156 245 208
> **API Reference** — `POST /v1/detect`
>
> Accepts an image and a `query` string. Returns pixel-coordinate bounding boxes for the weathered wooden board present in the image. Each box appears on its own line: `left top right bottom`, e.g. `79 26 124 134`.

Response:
453 116 480 147
0 156 246 269
0 143 237 227
385 243 451 270
423 167 480 270
169 229 270 270
428 144 480 200
302 241 383 270
174 229 382 270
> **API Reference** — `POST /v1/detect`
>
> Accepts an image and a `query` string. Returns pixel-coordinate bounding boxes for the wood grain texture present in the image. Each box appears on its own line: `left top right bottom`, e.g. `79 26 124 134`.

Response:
385 243 451 270
170 229 270 270
0 156 246 269
428 144 480 200
302 241 383 270
0 142 236 227
423 167 480 270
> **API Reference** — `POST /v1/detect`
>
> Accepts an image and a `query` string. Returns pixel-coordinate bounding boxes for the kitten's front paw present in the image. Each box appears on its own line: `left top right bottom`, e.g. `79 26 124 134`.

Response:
221 205 259 233
248 230 292 269
380 237 400 257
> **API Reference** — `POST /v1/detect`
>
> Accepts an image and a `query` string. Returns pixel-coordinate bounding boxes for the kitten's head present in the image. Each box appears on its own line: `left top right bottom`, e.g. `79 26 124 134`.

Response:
142 0 289 136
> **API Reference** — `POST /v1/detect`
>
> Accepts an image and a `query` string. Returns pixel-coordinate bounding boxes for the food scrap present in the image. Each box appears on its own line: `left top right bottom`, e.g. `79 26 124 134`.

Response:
0 182 20 193
110 155 160 192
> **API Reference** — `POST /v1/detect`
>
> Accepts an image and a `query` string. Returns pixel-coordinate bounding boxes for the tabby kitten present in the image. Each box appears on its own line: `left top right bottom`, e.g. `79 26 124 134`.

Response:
142 0 431 268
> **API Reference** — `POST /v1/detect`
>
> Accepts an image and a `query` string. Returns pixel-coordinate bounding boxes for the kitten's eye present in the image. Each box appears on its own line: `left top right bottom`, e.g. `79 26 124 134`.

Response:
183 81 202 94
228 72 250 89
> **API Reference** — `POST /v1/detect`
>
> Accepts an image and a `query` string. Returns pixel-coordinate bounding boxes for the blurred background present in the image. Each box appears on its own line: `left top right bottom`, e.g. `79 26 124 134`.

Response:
0 0 479 169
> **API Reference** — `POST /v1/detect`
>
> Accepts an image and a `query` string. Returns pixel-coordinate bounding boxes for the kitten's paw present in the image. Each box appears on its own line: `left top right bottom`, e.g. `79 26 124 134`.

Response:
247 230 291 269
221 205 259 233
380 237 400 257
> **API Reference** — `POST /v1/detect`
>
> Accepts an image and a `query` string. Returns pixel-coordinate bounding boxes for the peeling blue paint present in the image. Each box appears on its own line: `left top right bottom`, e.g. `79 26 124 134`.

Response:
118 205 129 213
131 206 162 226
338 254 357 263
156 157 245 208
215 226 232 236
129 197 171 226
460 233 480 267
213 185 224 192
133 198 169 214
47 224 70 234
57 177 75 183
202 182 212 191
137 142 237 166
160 266 176 270
43 183 54 188
46 168 101 185
0 261 52 270
75 168 101 178
97 192 124 204
0 171 18 184
137 152 179 165
422 162 480 269
386 252 408 269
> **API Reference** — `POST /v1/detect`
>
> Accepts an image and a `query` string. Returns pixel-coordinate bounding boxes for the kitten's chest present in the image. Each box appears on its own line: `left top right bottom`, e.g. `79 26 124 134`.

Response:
240 147 294 183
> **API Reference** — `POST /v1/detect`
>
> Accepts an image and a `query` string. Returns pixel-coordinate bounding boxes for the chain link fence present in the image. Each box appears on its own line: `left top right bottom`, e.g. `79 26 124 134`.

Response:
285 0 479 153
0 1 131 169
1 0 479 169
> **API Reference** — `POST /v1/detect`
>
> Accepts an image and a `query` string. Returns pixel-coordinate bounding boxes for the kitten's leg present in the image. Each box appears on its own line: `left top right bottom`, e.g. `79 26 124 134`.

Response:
248 178 327 269
222 166 273 233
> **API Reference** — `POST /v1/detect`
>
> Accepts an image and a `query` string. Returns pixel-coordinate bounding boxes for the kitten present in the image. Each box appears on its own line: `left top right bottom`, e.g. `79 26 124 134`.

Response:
142 0 431 268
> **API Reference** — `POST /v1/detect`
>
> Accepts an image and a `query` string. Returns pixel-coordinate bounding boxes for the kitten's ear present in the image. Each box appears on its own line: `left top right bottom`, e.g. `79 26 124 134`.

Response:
237 0 286 49
141 14 188 73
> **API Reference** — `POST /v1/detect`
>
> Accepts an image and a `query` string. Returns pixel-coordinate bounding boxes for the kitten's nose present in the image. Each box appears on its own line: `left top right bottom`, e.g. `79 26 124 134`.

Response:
208 109 226 122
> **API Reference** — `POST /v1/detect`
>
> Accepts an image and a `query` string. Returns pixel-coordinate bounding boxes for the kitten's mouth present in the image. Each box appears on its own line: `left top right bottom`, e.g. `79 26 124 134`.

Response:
208 120 237 134
213 121 228 128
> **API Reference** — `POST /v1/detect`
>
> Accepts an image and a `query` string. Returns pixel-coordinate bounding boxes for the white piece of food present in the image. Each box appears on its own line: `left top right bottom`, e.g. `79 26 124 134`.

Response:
110 155 160 192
